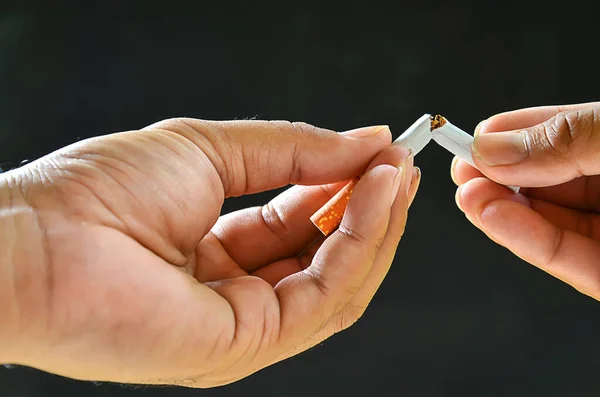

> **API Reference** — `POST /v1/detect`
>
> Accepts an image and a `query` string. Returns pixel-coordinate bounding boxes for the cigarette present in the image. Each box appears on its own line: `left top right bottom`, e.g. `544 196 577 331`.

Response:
310 115 432 236
430 115 520 193
310 114 520 236
392 113 432 155
310 178 358 236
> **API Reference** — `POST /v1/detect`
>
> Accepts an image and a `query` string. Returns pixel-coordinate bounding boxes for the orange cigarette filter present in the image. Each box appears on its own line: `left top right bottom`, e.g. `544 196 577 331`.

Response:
310 178 359 236
311 114 434 236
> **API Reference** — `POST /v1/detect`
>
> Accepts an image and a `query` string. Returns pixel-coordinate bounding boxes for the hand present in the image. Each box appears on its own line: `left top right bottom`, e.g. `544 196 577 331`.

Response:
451 102 600 300
0 119 420 387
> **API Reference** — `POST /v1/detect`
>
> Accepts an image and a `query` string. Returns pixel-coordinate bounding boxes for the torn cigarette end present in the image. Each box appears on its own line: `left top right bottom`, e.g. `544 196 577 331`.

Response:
430 114 447 130
310 178 359 236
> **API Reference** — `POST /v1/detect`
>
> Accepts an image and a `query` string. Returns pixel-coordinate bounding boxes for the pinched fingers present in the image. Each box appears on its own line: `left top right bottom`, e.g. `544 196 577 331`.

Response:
471 105 600 187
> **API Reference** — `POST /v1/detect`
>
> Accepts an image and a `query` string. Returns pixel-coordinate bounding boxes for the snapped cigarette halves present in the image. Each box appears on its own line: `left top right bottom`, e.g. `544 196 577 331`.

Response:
310 114 520 236
310 114 431 236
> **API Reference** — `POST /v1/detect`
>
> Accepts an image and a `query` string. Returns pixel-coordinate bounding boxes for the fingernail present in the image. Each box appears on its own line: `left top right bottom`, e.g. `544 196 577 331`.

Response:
390 165 408 206
341 125 390 138
413 166 421 186
509 192 532 208
472 131 528 166
405 161 414 196
455 185 464 212
398 153 414 195
408 166 421 205
450 156 459 182
474 119 487 136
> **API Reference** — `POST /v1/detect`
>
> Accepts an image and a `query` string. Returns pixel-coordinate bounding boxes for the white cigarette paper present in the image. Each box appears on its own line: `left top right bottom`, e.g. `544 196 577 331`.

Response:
431 122 477 168
431 116 520 193
392 113 432 155
310 113 521 236
393 114 520 193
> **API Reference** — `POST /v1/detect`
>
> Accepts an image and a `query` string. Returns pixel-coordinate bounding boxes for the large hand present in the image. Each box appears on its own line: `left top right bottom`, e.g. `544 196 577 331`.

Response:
0 119 419 387
451 102 600 300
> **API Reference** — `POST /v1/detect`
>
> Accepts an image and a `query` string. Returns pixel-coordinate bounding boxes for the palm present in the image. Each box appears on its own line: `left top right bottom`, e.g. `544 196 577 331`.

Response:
23 130 254 382
23 129 302 384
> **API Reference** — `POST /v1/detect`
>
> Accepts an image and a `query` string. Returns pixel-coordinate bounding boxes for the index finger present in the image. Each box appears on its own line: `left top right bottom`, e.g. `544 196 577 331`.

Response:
273 158 409 351
144 119 392 198
457 177 600 301
479 102 600 134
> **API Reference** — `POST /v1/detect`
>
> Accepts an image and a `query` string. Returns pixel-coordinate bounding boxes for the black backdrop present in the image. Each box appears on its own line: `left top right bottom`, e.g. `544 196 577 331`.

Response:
2 1 600 396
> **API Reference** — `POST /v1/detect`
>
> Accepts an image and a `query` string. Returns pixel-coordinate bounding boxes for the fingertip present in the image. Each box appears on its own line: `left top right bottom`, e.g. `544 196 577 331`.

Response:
450 156 460 185
457 178 531 222
357 163 402 201
474 119 487 136
457 178 505 211
479 111 521 134
378 125 393 144
341 163 400 235
363 144 414 200
451 157 484 185
476 198 553 265
455 184 464 213
478 113 504 134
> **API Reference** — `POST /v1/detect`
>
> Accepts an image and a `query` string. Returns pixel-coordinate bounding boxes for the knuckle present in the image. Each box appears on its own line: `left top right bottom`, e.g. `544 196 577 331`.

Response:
304 265 363 313
260 202 289 242
152 118 239 194
337 225 385 264
148 117 212 136
288 121 333 142
338 225 368 245
542 110 593 155
268 120 317 184
305 267 332 296
345 282 362 297
288 139 302 184
592 106 600 132
289 121 319 136
544 227 564 268
336 303 368 331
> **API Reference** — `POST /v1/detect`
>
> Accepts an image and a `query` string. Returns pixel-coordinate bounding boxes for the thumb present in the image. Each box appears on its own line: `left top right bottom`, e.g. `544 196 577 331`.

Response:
143 119 392 197
471 105 600 187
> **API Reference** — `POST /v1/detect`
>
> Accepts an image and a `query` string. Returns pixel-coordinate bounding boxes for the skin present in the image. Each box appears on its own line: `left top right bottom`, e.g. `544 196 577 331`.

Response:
5 101 598 387
0 118 420 387
453 101 600 300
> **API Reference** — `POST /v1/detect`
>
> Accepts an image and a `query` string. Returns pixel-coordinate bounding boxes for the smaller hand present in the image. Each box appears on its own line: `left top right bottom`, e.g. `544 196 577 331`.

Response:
452 102 600 300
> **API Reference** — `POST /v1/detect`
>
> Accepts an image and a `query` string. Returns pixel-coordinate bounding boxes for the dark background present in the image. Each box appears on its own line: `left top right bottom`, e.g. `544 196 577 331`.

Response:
2 1 600 396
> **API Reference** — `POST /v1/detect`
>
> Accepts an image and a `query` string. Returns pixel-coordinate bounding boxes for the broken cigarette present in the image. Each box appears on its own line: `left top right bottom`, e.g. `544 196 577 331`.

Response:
310 114 520 236
309 115 432 236
430 115 520 193
310 115 432 236
309 178 358 236
392 113 432 156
